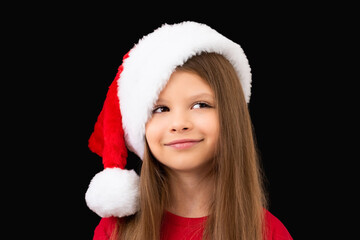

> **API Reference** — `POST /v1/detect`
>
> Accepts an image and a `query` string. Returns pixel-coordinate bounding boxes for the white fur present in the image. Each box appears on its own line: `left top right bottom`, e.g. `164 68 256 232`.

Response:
118 21 252 159
85 168 140 218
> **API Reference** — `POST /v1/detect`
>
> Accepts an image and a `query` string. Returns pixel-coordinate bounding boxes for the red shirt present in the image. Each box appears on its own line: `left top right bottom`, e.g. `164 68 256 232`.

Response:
93 210 292 240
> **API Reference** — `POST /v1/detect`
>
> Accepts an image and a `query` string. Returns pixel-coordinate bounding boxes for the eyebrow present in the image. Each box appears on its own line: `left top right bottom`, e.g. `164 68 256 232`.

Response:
156 93 215 104
188 93 215 101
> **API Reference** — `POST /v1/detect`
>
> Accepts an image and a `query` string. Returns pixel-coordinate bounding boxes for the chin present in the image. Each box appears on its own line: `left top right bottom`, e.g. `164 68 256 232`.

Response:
161 154 211 173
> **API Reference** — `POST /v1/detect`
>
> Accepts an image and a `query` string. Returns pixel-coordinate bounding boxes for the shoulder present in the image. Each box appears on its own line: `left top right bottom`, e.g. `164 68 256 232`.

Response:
93 217 117 240
265 210 293 240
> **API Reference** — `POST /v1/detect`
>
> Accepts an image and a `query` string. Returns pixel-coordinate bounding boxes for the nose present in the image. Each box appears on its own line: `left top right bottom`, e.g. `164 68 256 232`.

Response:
170 112 193 133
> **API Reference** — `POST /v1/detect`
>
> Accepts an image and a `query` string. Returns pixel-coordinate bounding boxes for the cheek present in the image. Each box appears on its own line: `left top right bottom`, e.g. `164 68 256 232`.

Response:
201 113 220 160
145 118 164 152
197 112 220 142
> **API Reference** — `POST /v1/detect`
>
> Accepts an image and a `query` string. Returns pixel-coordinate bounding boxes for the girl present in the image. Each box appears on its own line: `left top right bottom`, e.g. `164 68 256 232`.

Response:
85 21 292 239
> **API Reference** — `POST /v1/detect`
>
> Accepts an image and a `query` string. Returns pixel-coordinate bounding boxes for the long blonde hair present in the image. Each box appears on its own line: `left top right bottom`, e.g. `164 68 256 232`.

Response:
112 52 267 239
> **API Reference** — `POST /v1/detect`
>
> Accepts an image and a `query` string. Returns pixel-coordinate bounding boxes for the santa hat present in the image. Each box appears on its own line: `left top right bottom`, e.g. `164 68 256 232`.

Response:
85 21 252 218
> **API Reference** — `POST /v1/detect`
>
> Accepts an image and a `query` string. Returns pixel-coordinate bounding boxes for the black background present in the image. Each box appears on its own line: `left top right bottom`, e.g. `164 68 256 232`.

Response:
9 2 354 239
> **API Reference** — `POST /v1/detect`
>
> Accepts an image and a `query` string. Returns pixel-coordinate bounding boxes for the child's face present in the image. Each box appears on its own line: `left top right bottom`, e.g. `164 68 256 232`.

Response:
145 71 219 173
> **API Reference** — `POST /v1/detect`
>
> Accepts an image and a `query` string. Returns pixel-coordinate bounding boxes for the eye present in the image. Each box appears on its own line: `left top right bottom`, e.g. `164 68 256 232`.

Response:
192 102 212 109
152 106 169 114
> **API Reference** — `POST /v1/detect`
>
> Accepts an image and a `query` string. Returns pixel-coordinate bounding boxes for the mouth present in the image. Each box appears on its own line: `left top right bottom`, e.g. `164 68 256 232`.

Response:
164 139 204 150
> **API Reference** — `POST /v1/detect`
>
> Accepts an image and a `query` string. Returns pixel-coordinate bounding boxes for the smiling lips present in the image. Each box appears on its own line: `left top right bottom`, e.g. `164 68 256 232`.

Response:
164 139 204 150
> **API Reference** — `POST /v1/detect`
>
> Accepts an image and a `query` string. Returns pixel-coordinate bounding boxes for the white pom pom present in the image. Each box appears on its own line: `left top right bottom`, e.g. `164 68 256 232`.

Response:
85 168 140 218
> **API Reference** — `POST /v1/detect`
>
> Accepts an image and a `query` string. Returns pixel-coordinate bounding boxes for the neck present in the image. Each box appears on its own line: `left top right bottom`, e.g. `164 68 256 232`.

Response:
166 167 214 218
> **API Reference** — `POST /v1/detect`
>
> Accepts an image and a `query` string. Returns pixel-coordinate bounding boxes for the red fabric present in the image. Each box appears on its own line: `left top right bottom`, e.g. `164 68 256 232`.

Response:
264 210 293 240
93 217 117 240
88 52 130 169
160 211 207 240
93 210 292 240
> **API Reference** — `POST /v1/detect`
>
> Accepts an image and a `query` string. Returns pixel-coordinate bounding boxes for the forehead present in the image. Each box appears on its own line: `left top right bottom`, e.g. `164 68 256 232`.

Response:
156 70 214 102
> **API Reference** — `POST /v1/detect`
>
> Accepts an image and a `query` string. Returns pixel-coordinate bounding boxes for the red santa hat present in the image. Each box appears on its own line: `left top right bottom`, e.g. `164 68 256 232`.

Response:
85 21 252 218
